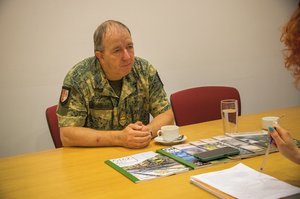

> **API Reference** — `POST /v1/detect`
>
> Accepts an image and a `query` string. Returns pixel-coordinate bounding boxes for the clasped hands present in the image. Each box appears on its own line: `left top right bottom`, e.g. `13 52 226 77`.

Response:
121 121 152 149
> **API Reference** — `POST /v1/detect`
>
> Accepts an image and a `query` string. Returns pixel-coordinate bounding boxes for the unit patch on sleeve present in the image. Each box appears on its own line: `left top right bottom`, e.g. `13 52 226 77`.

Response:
60 86 71 106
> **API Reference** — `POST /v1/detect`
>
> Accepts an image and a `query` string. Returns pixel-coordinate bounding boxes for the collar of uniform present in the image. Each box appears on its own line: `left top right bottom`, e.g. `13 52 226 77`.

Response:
92 56 139 98
120 65 138 101
91 57 115 97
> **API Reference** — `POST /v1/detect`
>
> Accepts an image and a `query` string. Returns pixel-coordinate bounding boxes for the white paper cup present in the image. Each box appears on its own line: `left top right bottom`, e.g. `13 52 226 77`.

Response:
261 116 279 130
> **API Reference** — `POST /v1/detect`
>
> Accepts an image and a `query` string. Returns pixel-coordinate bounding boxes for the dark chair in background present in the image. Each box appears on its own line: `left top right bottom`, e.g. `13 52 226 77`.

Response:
170 86 241 126
46 105 63 148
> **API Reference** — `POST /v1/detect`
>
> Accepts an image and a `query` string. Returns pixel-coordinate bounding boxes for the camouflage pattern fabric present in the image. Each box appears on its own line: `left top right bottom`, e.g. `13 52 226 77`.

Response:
57 56 170 130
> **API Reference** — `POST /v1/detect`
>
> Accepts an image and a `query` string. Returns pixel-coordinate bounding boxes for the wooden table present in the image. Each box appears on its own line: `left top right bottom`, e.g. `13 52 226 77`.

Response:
1 106 299 199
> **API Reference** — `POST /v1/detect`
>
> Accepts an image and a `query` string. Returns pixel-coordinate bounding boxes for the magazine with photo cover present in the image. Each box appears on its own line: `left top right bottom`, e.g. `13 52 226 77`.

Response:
210 136 261 158
156 146 211 169
225 131 278 153
105 151 189 183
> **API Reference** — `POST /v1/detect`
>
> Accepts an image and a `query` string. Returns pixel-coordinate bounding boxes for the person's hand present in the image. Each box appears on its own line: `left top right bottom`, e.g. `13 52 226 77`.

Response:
120 121 152 149
270 124 300 164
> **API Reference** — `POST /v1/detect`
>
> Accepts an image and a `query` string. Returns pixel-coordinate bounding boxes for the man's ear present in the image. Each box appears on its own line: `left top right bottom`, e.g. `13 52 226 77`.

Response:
95 51 103 61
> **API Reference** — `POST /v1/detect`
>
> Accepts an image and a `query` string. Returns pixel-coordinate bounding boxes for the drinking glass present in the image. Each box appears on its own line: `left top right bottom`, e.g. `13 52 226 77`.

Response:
221 99 238 134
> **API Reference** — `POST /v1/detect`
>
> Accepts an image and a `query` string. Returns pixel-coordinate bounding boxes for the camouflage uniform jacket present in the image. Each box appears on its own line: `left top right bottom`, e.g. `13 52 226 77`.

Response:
57 56 170 130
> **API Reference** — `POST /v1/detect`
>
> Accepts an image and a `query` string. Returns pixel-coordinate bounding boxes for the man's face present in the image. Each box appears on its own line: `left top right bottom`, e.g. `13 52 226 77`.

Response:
96 26 134 80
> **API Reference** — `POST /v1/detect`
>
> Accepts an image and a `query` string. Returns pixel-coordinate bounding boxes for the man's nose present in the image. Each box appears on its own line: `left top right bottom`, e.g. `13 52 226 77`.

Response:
122 49 131 60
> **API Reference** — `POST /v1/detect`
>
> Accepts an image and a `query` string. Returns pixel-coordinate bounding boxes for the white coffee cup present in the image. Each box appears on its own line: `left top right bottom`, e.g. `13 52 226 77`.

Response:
261 116 279 130
157 125 180 142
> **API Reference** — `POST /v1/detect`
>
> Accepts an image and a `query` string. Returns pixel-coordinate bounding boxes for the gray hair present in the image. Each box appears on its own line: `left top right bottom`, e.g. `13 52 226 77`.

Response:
93 20 131 52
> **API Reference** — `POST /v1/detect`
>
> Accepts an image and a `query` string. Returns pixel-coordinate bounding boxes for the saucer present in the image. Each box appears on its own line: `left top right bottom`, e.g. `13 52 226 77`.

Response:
154 135 187 145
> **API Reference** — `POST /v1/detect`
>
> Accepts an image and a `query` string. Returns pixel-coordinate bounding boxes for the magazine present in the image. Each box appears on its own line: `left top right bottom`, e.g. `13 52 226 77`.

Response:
190 139 228 151
157 146 211 169
212 135 263 158
157 141 233 169
105 151 189 183
225 131 278 153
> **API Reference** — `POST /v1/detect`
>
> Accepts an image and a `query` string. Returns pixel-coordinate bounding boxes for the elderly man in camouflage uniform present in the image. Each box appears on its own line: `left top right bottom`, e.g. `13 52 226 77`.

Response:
57 20 174 148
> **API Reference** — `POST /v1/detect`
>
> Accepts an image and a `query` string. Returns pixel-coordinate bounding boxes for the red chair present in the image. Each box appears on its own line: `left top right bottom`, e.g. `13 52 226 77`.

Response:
170 86 241 126
46 105 63 148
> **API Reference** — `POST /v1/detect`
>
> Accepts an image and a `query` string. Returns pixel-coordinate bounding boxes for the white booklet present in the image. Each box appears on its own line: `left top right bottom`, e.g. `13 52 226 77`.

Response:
190 163 300 199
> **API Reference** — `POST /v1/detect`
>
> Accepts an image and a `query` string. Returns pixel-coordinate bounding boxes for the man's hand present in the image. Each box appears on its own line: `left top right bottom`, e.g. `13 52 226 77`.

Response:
120 121 152 149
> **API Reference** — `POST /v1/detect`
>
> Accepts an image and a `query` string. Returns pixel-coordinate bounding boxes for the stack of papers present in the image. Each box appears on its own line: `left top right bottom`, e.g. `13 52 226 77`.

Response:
190 163 300 199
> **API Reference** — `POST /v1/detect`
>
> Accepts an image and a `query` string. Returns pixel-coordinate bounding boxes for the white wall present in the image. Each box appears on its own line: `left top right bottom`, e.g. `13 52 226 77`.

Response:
0 0 299 157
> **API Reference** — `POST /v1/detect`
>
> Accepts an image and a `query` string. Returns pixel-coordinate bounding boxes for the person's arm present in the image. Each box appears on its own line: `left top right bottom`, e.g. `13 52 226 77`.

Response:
146 109 174 138
270 124 300 164
60 122 152 149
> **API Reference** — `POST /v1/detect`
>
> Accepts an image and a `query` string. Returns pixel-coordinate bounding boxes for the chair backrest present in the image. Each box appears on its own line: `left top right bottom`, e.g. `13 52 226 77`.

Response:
46 105 63 148
170 86 241 126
